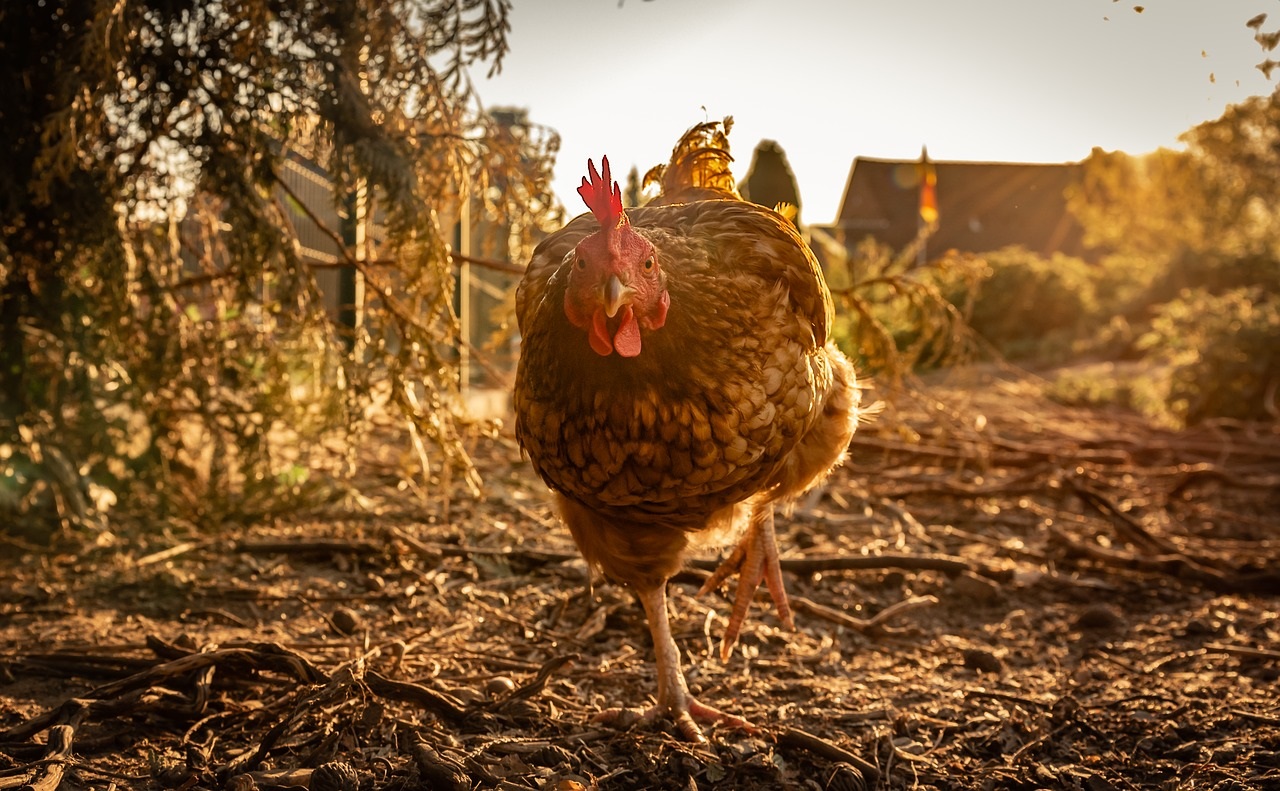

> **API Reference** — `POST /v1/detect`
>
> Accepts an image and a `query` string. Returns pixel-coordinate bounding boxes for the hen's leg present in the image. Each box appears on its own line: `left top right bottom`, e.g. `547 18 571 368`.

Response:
596 584 754 743
698 505 796 661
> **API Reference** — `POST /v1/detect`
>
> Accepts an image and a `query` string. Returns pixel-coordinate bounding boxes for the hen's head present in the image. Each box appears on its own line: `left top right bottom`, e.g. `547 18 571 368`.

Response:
563 156 669 358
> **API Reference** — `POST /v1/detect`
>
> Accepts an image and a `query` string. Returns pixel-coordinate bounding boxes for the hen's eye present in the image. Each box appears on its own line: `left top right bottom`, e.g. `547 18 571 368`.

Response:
643 258 654 271
576 258 586 270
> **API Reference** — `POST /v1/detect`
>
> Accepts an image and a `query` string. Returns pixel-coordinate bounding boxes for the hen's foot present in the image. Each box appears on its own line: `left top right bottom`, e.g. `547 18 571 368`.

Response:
595 698 756 743
610 584 756 743
698 505 795 660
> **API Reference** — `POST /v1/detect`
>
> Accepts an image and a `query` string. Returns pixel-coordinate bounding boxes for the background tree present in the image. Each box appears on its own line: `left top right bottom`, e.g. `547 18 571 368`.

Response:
0 1 558 537
623 166 643 208
1067 92 1280 300
739 140 802 226
1058 91 1280 424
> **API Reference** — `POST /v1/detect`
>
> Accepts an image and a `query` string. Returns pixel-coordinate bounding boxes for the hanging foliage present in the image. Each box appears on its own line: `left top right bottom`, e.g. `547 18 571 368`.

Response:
0 0 560 538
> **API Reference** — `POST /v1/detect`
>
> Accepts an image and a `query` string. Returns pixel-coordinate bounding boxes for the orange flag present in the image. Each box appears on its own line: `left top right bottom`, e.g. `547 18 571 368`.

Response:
918 146 938 226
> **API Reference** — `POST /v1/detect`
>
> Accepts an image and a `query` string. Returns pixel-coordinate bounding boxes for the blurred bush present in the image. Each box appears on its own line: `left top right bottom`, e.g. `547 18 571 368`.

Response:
940 246 1098 364
1150 250 1280 305
820 235 983 381
820 89 1280 431
0 2 558 541
1138 287 1279 425
1044 94 1280 425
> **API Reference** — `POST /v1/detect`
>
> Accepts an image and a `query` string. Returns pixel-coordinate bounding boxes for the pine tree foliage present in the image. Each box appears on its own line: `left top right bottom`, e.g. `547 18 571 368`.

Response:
0 1 559 536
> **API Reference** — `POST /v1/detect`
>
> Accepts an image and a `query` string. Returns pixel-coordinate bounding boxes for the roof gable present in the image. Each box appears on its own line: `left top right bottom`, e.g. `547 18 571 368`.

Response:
832 157 1090 260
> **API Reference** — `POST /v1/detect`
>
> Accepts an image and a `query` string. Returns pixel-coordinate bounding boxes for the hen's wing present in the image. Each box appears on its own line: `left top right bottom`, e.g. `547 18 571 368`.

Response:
636 198 834 348
644 118 832 344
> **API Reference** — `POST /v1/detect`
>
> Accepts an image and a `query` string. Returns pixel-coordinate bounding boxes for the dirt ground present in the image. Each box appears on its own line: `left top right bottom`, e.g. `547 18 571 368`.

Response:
2 366 1279 790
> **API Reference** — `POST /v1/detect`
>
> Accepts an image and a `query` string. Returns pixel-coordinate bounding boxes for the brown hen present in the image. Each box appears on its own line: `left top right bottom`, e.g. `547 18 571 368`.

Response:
514 121 861 742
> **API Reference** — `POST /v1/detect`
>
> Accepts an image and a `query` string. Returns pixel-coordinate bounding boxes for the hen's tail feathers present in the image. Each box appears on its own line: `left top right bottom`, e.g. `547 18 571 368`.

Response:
644 117 741 205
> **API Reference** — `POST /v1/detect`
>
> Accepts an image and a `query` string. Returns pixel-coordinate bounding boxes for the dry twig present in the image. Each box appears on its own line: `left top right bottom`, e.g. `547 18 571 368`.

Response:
777 727 881 783
792 595 939 635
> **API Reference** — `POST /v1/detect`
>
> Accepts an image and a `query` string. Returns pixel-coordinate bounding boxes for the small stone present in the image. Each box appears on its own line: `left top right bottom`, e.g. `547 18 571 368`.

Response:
503 699 542 721
881 571 906 588
485 676 517 697
331 607 361 635
1074 604 1125 631
1181 617 1218 636
952 571 1002 604
963 647 1004 674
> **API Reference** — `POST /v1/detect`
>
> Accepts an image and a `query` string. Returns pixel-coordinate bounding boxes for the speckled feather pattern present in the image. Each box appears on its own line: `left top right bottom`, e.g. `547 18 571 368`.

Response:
514 198 860 589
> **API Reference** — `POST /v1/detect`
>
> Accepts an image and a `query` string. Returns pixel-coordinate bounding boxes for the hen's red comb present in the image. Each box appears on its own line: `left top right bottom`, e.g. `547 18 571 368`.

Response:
577 156 625 228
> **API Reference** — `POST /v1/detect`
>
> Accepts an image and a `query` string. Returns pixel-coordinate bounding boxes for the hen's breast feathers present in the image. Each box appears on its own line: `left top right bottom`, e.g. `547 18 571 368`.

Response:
514 198 855 532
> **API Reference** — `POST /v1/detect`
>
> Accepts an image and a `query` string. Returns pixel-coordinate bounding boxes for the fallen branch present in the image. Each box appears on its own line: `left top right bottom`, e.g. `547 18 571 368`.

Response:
235 767 315 789
389 526 579 567
6 724 74 791
1167 463 1280 498
133 540 205 567
0 696 120 743
232 537 385 556
1046 526 1280 595
777 727 881 783
1205 642 1280 663
1065 474 1180 555
364 670 469 723
964 688 1051 710
1228 708 1280 726
488 653 579 709
792 595 938 635
990 436 1132 466
91 643 326 700
689 552 1011 582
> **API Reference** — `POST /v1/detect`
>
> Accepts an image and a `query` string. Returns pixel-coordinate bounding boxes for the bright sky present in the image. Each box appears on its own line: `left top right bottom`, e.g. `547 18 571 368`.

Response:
479 0 1275 224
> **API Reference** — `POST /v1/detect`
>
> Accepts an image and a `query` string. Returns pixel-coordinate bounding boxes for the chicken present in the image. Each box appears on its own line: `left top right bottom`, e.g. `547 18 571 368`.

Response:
513 121 861 742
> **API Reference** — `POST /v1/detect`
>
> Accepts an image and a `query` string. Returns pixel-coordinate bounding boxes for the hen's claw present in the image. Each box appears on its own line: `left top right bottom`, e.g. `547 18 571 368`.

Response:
595 698 756 743
600 584 756 743
698 505 795 660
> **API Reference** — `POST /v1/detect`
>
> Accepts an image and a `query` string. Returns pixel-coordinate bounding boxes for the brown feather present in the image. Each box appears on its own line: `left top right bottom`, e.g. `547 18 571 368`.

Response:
643 117 741 204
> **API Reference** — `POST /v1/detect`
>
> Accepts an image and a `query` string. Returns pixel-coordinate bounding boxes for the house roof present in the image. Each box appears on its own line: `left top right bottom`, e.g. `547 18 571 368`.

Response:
826 157 1091 261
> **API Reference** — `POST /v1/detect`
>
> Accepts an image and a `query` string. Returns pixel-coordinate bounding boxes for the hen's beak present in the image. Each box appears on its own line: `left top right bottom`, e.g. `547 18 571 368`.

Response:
604 275 635 318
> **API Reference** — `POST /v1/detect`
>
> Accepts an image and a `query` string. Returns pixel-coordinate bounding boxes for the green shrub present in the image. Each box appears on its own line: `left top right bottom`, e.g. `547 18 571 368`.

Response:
1139 287 1280 424
1046 361 1172 422
1147 250 1280 306
940 247 1098 363
1092 253 1165 320
824 237 984 379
